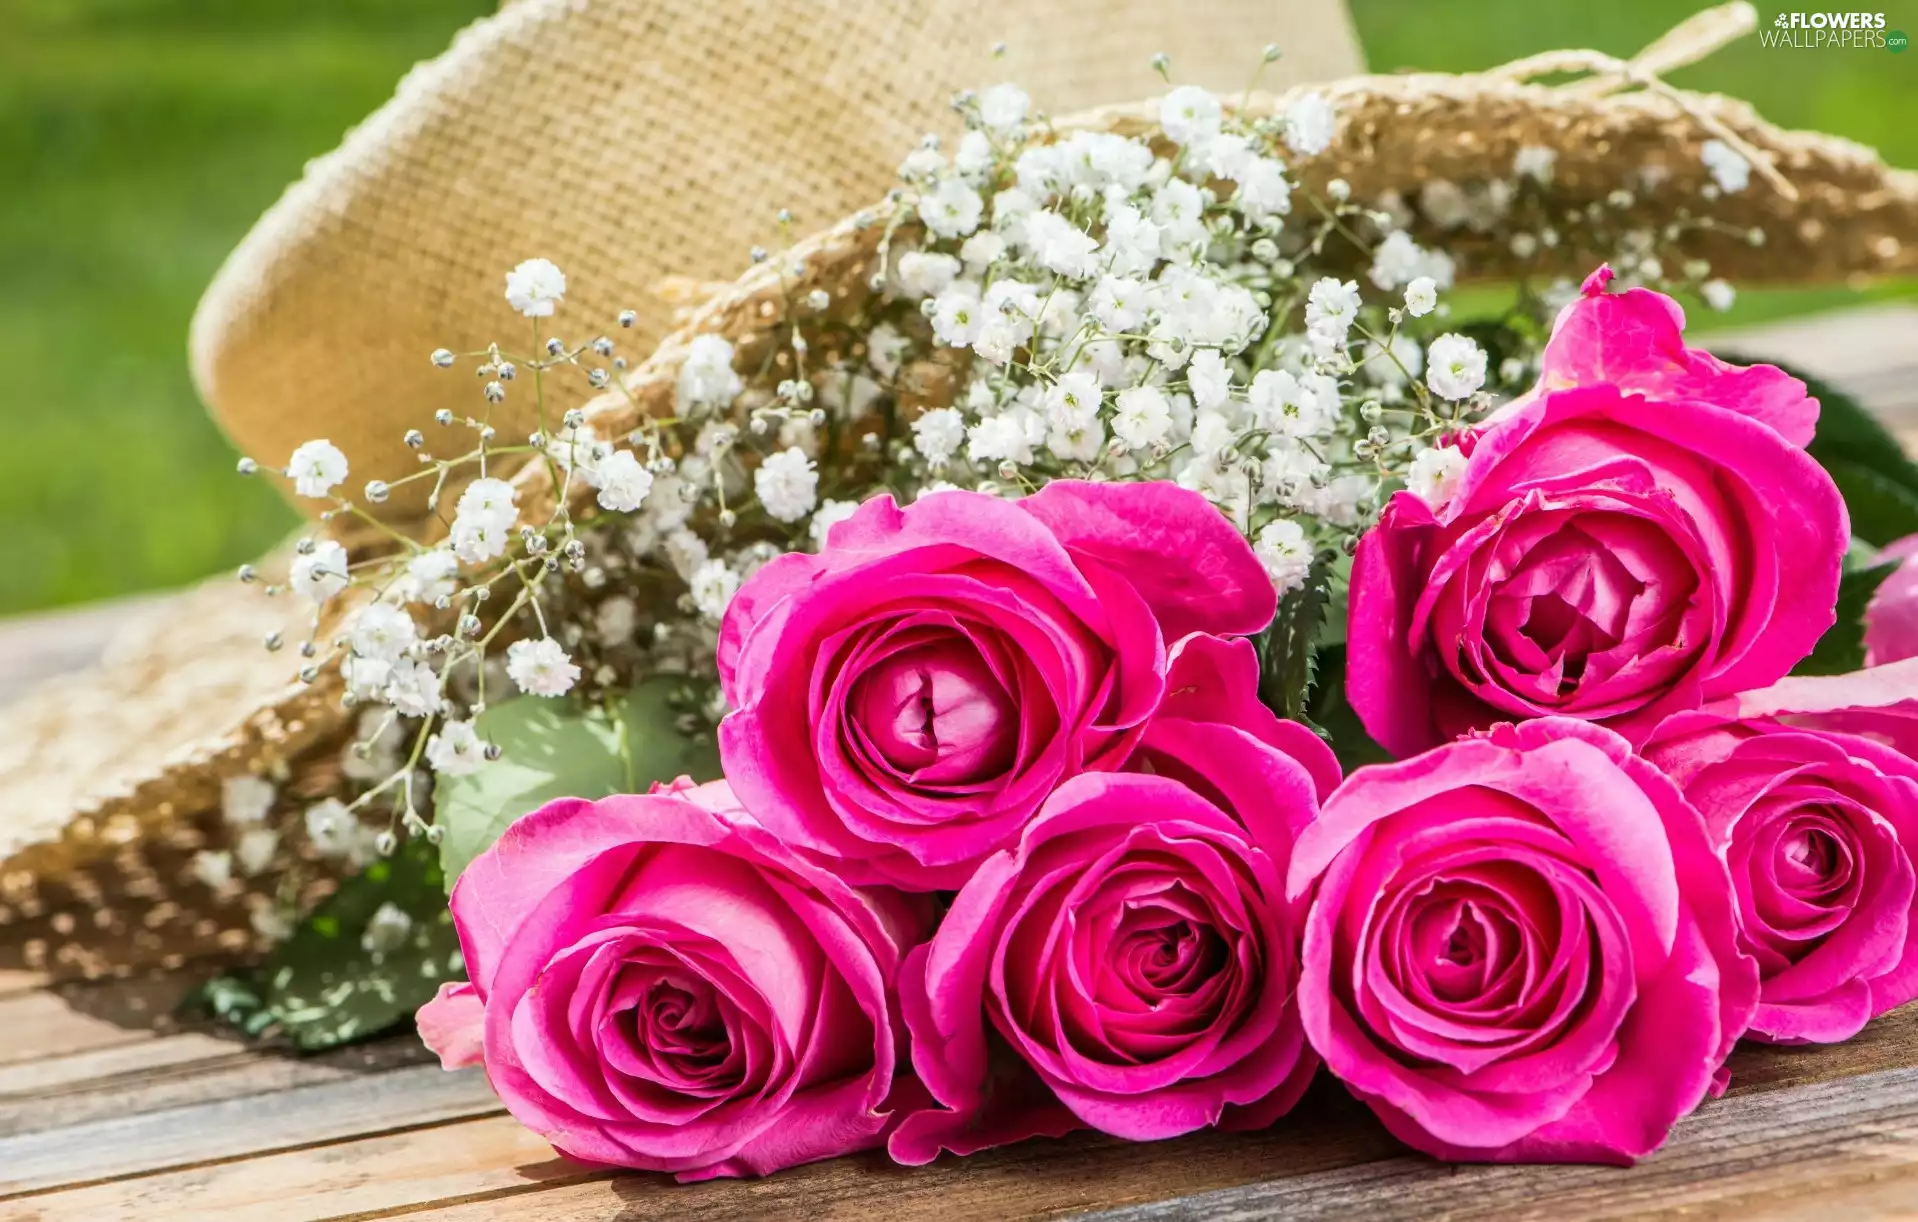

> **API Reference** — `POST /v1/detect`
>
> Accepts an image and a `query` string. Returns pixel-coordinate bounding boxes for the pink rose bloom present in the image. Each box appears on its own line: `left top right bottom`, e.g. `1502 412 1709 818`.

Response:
1646 704 1918 1045
1289 718 1757 1165
1866 534 1918 667
414 780 932 1181
1491 265 1818 445
1349 272 1845 754
890 636 1338 1161
718 481 1275 889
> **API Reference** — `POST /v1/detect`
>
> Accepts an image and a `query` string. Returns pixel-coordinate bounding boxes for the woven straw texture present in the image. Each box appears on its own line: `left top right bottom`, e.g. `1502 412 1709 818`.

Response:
189 0 1363 525
11 2 1918 979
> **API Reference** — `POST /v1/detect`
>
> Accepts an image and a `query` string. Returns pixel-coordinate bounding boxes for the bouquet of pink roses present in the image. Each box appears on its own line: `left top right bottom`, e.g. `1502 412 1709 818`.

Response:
409 266 1918 1180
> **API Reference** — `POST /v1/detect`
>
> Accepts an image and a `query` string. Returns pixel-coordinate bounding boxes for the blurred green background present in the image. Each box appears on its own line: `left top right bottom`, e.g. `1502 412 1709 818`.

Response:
1 0 1914 615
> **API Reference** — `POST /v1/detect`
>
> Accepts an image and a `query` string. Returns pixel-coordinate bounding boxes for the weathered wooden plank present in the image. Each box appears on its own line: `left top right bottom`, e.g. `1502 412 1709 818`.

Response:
0 1032 435 1139
6 1111 586 1222
1086 1064 1918 1222
0 975 191 1067
0 1061 499 1198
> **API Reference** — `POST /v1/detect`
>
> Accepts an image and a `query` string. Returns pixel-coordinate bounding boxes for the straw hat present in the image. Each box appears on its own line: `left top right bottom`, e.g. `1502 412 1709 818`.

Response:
7 0 1917 981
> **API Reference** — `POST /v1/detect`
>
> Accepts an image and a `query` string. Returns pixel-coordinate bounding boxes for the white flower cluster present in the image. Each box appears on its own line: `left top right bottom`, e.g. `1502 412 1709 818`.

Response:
884 80 1485 563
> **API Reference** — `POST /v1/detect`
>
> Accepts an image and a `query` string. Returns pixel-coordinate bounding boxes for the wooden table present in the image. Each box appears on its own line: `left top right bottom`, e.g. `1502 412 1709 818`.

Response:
3 305 1917 1221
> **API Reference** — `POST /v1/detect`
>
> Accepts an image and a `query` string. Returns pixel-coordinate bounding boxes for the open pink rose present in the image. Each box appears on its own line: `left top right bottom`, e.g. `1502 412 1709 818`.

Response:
718 481 1275 889
1289 717 1757 1165
416 779 932 1181
1646 704 1918 1045
1349 274 1845 754
1866 534 1918 667
890 636 1336 1161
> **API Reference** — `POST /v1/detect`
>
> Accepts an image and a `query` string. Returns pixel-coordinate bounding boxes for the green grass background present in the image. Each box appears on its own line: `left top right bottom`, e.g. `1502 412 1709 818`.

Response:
1 0 1913 614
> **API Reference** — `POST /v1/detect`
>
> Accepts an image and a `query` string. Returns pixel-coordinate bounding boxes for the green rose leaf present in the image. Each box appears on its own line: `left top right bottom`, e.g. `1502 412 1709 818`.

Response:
1793 560 1899 677
192 836 463 1051
1256 554 1335 723
1305 643 1394 773
1788 362 1918 547
433 678 721 885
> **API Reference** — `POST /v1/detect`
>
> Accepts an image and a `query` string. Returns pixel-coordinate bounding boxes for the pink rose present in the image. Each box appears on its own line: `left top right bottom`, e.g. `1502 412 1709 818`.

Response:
1349 275 1846 754
890 636 1336 1161
1289 718 1757 1164
1646 705 1918 1044
1492 265 1818 445
1866 534 1918 667
415 780 932 1181
718 481 1275 889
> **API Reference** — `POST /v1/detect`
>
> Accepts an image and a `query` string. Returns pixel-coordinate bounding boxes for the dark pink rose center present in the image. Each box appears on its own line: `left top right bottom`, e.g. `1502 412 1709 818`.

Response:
1111 907 1229 1001
1775 819 1852 901
606 964 749 1097
1406 889 1525 1008
1481 517 1696 703
851 638 1017 784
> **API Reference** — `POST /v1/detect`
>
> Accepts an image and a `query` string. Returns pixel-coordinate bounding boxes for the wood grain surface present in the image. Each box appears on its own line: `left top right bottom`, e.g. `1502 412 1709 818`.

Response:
1 305 1915 1220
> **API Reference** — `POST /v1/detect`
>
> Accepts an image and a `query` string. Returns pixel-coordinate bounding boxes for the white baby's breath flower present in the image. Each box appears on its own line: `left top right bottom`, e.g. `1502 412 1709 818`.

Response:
594 595 637 647
690 559 741 622
919 178 984 239
1255 519 1314 595
755 446 818 523
1407 444 1470 510
1159 85 1222 146
1425 334 1488 400
676 333 743 410
1513 145 1557 184
426 719 488 776
1088 276 1149 334
384 656 444 717
222 774 275 827
1232 157 1293 222
1700 139 1751 194
398 549 460 604
450 516 509 565
594 449 654 512
809 498 860 548
235 827 279 877
976 82 1030 134
455 477 518 530
305 798 379 866
1186 348 1233 411
930 283 983 349
1362 334 1424 388
1305 278 1362 335
191 850 234 891
1022 210 1100 279
896 250 961 299
286 440 348 499
958 231 1006 273
912 407 966 465
546 422 609 485
362 902 414 954
1368 231 1453 291
1283 92 1337 156
866 322 910 379
348 602 417 663
341 653 394 702
954 130 994 177
504 257 566 317
1044 372 1105 463
290 540 350 603
1112 385 1173 449
506 637 579 697
1702 279 1737 312
1403 276 1438 317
